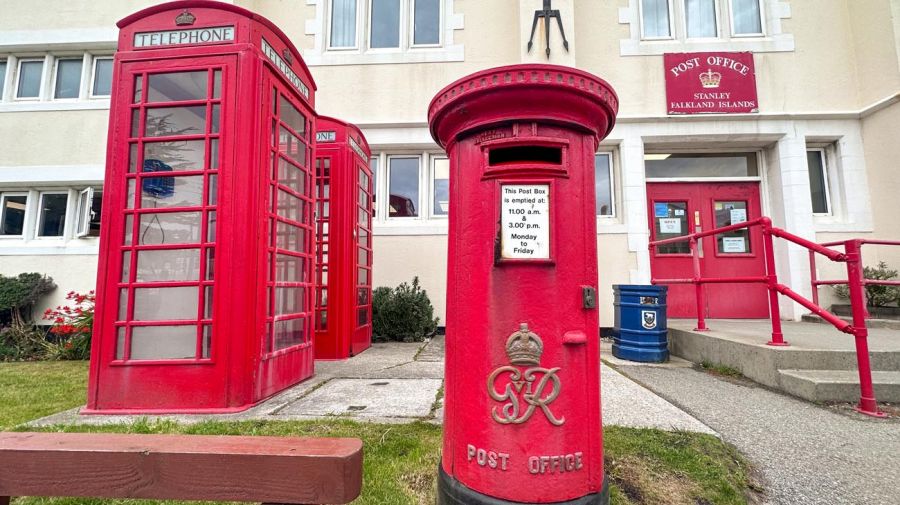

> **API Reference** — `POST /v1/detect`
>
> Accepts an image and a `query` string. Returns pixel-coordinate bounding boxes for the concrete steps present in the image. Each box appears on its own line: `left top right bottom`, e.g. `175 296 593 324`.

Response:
778 369 900 403
801 313 900 330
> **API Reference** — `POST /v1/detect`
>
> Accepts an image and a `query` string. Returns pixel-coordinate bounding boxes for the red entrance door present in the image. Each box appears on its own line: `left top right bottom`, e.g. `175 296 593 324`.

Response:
647 182 768 318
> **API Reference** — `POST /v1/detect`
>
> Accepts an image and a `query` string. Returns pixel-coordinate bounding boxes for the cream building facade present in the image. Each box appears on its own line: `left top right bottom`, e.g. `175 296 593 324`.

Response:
1 0 899 326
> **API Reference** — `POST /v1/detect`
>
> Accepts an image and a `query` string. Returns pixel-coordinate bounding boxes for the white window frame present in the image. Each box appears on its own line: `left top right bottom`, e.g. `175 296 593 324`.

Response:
410 0 444 48
681 0 721 41
429 155 449 219
14 58 45 101
35 191 69 238
806 148 832 216
75 187 94 238
639 0 676 40
0 192 29 238
51 56 84 101
595 152 617 219
0 59 7 100
728 0 766 37
89 56 114 98
385 154 422 220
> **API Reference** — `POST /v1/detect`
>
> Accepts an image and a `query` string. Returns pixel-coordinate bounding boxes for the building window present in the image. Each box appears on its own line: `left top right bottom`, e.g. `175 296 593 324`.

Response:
53 58 83 99
806 149 830 215
388 156 419 218
595 153 615 217
16 59 44 99
641 0 673 39
730 0 763 35
0 193 28 236
330 0 359 48
684 0 718 38
76 188 103 237
370 157 379 216
370 0 402 48
431 156 449 217
413 0 441 45
91 57 113 97
36 192 68 237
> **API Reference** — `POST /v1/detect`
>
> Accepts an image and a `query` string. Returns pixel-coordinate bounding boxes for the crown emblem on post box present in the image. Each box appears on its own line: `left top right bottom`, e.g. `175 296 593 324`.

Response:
505 323 544 366
699 69 722 88
175 10 196 26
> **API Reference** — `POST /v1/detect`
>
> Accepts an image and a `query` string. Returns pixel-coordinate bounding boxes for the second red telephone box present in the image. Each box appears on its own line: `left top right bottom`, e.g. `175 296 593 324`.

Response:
314 117 373 359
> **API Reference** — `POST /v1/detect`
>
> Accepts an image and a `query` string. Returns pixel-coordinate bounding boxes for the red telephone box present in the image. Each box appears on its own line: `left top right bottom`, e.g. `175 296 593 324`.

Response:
428 65 618 504
314 117 373 359
86 1 318 413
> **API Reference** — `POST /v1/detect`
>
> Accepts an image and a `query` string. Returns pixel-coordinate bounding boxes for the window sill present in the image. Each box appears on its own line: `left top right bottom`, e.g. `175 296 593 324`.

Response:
0 100 110 113
812 216 874 234
619 34 794 56
303 45 464 66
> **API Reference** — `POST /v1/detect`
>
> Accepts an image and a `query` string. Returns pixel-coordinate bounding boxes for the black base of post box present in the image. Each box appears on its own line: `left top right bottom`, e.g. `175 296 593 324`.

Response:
437 466 610 505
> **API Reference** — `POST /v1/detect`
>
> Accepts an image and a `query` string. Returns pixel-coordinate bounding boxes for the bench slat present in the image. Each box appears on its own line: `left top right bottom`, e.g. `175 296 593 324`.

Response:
0 433 363 504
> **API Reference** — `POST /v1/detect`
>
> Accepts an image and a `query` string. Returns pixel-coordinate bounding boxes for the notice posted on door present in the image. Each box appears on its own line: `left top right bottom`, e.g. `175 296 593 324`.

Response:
501 184 550 260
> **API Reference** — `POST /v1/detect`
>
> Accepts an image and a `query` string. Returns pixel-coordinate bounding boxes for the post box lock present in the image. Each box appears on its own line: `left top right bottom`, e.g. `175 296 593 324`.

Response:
582 286 597 309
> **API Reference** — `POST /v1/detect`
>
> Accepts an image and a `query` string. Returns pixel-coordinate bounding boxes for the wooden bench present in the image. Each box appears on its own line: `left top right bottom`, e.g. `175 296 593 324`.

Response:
0 432 363 505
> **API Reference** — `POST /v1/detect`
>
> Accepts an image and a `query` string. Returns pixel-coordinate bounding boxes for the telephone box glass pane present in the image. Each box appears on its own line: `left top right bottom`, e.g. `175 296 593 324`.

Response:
144 141 205 171
276 221 304 251
140 175 204 208
145 106 207 137
413 0 440 45
274 318 305 349
654 201 690 254
130 325 197 360
370 0 401 48
133 286 199 321
147 71 207 102
715 201 751 254
275 287 303 316
138 212 202 244
276 254 304 282
278 158 305 193
279 95 306 136
278 126 306 164
135 249 202 281
277 189 303 222
54 59 83 99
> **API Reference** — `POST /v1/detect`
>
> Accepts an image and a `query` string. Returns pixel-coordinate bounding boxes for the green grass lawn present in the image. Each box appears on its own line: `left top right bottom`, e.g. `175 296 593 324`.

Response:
1 362 759 505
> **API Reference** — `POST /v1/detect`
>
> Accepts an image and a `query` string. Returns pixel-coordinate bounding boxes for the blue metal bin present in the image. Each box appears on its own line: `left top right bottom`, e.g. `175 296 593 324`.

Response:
612 285 669 362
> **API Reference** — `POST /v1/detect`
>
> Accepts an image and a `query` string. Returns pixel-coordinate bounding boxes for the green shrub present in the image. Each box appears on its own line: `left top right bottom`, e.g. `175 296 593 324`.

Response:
372 277 439 342
0 324 49 361
832 261 899 307
0 273 56 327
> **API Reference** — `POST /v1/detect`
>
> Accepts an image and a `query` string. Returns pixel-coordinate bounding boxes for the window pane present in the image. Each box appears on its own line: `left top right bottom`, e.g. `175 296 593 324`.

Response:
389 158 419 217
54 59 82 99
17 60 43 98
130 325 197 360
147 71 207 102
641 0 671 37
37 194 68 237
595 154 613 216
371 0 401 48
88 191 102 237
685 0 717 38
414 0 440 45
133 286 199 321
145 106 207 137
279 126 306 165
653 201 690 254
275 254 305 282
276 221 305 251
806 151 829 214
432 157 449 216
277 189 303 222
330 0 358 47
140 174 204 208
144 140 205 171
715 201 751 254
0 61 6 97
644 153 758 178
279 95 306 135
370 157 379 216
136 248 201 282
274 317 306 350
92 58 113 96
732 0 762 34
76 190 91 235
278 157 306 193
1 195 27 235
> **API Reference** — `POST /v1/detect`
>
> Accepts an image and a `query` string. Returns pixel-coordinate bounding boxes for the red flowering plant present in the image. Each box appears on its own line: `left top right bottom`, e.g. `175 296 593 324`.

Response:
42 290 94 360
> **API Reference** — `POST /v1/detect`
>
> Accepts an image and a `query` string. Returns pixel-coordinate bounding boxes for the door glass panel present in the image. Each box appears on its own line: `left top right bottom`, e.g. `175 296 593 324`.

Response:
130 325 197 360
274 318 305 350
145 106 207 137
653 201 690 254
144 140 205 171
138 212 202 244
133 286 199 321
135 248 201 281
714 201 751 254
141 175 204 208
147 71 207 102
279 95 306 135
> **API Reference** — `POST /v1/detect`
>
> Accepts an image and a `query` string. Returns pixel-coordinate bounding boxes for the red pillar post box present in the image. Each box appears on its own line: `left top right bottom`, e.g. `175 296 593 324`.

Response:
428 65 618 504
314 117 374 359
86 1 318 413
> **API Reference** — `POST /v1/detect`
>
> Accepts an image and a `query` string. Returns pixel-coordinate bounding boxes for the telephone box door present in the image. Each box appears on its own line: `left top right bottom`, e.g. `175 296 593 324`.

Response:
353 156 373 355
92 56 236 410
255 70 316 400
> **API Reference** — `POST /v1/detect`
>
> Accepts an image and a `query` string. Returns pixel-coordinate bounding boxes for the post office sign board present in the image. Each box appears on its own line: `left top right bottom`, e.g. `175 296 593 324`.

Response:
501 184 550 260
665 52 758 114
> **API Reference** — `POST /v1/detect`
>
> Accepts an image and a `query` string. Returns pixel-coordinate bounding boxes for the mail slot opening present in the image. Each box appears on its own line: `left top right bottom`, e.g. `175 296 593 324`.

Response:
488 145 562 166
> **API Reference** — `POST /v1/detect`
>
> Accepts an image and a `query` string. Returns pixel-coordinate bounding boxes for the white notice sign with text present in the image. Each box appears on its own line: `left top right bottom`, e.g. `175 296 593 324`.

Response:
501 184 550 259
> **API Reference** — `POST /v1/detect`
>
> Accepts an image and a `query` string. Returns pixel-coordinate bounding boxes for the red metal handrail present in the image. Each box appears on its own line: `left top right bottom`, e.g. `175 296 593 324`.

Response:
649 217 889 417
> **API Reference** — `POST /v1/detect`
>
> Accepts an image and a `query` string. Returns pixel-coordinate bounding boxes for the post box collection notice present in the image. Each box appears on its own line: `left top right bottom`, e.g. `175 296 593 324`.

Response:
501 184 550 260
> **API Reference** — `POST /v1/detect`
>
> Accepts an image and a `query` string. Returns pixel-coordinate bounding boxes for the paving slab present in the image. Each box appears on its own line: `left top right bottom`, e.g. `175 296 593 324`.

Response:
276 378 442 419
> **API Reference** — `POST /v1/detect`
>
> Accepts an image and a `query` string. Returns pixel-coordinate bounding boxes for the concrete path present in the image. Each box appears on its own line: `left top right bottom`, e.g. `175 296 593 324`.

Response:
30 336 714 435
616 364 900 505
